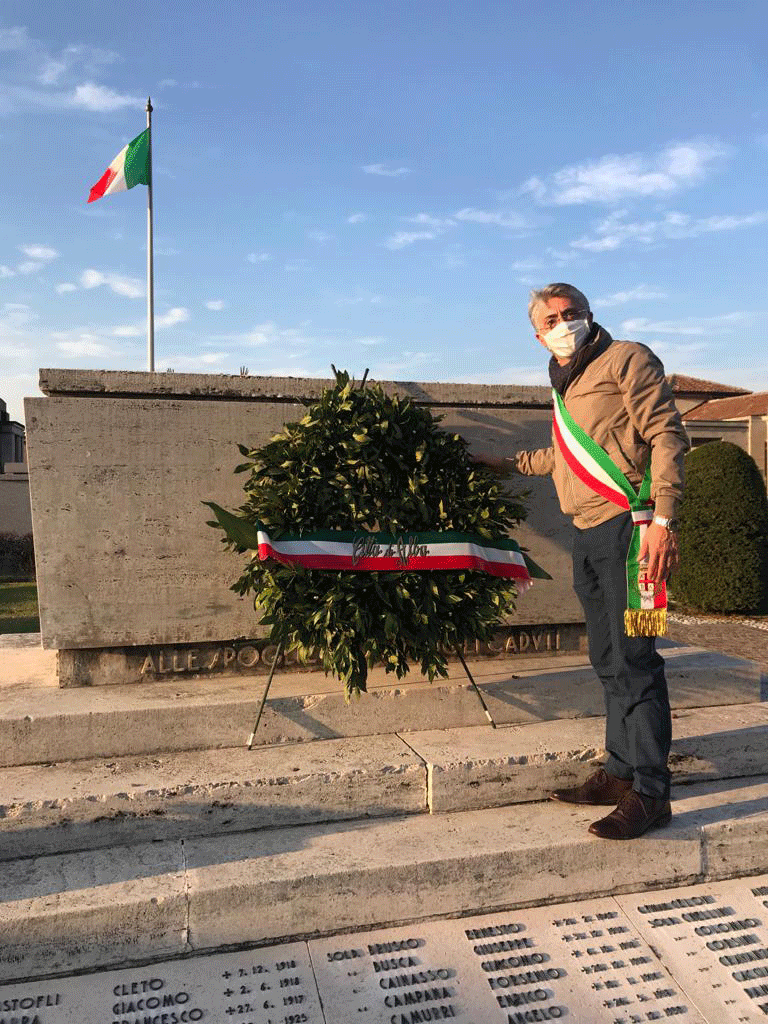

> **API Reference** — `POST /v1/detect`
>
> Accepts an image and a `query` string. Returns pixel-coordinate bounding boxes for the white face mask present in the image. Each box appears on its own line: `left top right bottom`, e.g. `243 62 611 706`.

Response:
542 318 591 360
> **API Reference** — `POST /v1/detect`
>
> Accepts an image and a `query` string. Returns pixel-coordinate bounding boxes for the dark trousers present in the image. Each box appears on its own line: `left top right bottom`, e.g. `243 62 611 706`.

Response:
572 511 671 799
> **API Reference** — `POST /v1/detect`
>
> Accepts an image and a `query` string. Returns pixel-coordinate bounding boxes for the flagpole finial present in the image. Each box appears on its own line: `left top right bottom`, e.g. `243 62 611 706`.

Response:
146 96 153 112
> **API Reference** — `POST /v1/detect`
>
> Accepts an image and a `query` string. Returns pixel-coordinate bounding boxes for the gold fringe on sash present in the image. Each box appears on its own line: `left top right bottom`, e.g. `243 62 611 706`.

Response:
624 608 667 638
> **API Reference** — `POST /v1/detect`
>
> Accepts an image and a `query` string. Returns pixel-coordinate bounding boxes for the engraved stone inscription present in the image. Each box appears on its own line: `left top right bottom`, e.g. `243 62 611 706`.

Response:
10 885 759 1024
620 874 768 1023
133 627 570 680
0 943 322 1024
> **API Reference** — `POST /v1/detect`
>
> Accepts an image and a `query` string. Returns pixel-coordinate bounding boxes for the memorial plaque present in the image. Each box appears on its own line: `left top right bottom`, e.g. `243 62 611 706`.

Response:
619 873 768 1023
0 941 323 1024
4 886 750 1024
309 898 705 1024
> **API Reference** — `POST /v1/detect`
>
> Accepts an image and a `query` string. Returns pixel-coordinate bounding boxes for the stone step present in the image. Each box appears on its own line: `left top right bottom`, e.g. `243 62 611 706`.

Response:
1 644 764 767
2 703 766 860
2 774 767 984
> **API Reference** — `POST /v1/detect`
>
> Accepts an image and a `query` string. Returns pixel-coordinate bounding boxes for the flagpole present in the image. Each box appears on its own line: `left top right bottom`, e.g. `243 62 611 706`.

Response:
146 96 155 372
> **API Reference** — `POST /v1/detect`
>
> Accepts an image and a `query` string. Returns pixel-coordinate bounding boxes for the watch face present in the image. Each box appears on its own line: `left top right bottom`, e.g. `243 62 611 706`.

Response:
668 518 680 531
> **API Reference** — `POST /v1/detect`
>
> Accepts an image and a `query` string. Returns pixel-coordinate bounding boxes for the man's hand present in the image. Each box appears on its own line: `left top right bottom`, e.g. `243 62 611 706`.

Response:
638 522 679 583
469 452 514 478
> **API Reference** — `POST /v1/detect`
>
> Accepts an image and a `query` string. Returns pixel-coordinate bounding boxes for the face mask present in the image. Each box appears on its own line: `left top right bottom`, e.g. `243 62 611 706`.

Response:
542 318 591 360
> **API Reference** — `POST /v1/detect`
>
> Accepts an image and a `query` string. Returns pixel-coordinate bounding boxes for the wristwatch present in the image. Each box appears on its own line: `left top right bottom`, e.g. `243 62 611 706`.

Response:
653 515 679 532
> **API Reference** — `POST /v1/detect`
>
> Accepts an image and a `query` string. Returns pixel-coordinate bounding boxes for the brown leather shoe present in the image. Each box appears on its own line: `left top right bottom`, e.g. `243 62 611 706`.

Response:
588 790 672 840
550 768 633 805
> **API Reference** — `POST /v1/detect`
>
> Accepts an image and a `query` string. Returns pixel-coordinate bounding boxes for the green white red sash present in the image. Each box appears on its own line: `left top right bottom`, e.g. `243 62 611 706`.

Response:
251 525 548 592
552 390 667 637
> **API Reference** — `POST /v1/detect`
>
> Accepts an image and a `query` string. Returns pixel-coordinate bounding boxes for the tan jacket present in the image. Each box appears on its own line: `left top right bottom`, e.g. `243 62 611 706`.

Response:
515 326 690 529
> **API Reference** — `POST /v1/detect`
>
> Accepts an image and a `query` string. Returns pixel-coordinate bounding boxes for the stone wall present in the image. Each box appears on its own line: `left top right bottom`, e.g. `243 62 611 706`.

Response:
25 370 582 656
0 471 32 537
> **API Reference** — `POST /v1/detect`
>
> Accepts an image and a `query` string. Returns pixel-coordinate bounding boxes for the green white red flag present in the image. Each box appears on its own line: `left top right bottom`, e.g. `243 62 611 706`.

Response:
88 129 150 203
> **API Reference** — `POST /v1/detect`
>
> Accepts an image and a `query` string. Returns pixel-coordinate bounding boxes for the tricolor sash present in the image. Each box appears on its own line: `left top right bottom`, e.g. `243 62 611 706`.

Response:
552 390 667 637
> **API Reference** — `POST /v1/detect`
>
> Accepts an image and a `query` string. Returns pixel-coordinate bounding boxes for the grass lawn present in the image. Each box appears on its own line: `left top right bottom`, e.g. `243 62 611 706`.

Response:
0 581 40 633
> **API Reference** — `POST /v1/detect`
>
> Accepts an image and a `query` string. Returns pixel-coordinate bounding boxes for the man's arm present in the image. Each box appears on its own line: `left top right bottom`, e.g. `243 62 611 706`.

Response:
615 343 690 582
471 448 555 477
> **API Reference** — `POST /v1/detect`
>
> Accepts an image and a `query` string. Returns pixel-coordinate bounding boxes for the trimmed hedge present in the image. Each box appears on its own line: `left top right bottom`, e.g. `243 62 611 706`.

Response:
670 442 768 613
0 533 35 579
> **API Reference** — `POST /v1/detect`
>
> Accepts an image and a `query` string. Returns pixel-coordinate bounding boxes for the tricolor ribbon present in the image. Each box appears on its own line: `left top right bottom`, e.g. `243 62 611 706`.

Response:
204 502 550 593
552 390 667 637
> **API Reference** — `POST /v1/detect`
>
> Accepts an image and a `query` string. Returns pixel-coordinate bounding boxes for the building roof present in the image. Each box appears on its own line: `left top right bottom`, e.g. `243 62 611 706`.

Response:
665 374 751 397
683 391 768 421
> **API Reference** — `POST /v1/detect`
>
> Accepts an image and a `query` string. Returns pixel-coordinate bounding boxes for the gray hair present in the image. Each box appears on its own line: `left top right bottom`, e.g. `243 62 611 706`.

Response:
528 283 591 327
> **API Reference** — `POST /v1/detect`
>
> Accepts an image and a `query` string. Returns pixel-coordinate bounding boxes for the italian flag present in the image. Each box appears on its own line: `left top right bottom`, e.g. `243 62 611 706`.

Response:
88 129 150 203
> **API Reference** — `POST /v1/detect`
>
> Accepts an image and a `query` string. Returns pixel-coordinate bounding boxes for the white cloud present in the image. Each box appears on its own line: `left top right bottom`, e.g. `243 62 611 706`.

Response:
405 212 456 229
205 300 226 311
592 285 669 309
354 336 385 347
55 282 77 294
435 252 468 270
19 244 59 261
0 27 29 51
157 77 201 90
16 260 44 275
346 213 366 223
523 139 728 205
156 307 189 328
56 336 112 357
363 163 411 177
37 44 119 86
620 312 757 336
164 351 230 370
110 324 142 337
307 231 333 243
384 230 436 250
0 265 15 278
247 252 272 263
571 208 768 253
79 268 144 298
1 302 36 329
443 365 551 387
453 208 527 229
71 82 143 112
372 351 436 375
214 320 319 350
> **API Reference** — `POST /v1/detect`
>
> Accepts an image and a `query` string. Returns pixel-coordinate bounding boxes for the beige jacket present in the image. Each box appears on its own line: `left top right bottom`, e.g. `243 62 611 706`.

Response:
515 326 690 529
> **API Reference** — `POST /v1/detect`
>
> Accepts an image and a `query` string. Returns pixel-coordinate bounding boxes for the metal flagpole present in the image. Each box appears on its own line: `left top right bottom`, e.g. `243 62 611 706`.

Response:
146 97 155 372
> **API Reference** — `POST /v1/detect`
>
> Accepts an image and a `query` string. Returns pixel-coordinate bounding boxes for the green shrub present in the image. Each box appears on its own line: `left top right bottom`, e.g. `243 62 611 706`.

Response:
0 533 36 580
670 442 768 613
209 370 531 697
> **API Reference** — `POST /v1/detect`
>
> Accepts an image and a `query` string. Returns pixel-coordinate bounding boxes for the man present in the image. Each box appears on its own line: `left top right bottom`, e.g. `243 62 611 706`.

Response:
479 283 689 840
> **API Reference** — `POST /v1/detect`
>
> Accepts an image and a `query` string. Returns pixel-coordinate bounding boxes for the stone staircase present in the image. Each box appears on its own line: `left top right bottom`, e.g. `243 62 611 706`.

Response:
1 641 767 984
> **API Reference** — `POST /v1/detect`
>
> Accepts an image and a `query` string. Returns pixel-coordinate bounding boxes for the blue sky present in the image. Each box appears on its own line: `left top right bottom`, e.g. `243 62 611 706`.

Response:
2 0 767 423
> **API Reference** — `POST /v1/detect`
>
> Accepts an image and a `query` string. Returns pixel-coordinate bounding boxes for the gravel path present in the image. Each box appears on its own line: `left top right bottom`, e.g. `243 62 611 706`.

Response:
667 613 768 673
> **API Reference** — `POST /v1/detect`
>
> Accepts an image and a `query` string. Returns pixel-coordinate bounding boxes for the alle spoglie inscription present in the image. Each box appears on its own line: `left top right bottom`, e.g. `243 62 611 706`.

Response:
135 628 566 680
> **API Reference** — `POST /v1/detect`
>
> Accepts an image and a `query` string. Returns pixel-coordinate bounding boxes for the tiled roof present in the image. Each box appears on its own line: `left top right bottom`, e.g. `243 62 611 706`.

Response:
684 392 768 421
666 374 751 396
